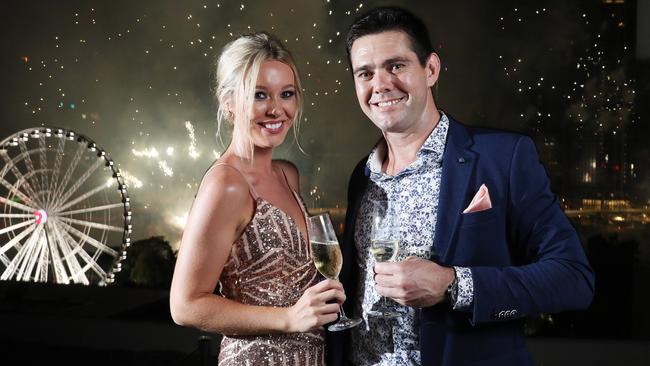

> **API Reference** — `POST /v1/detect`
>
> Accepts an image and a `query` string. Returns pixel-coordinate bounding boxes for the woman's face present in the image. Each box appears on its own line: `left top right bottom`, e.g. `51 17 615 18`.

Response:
249 60 298 150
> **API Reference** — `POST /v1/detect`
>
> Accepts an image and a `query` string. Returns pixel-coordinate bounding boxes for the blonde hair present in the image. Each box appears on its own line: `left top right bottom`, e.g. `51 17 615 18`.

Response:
213 32 304 159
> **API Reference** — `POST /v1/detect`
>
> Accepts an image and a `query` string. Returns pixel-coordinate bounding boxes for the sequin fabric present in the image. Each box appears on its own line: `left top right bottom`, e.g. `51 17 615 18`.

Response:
218 195 324 366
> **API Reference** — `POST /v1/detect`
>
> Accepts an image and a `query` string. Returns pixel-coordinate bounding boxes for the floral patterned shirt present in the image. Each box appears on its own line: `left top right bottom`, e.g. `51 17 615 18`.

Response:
350 113 473 366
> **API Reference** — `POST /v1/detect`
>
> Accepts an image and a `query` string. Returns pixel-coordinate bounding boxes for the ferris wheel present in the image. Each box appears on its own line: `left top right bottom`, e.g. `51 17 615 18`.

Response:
0 127 131 286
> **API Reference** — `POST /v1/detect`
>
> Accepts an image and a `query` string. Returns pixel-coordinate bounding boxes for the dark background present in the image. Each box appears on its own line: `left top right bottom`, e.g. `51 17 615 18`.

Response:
1 0 649 365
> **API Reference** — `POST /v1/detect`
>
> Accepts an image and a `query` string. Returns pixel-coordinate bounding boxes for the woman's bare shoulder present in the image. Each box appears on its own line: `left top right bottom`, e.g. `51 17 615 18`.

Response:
197 163 252 208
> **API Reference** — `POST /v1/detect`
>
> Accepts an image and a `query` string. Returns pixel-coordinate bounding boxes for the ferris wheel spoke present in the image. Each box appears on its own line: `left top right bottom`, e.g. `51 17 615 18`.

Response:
0 218 36 236
58 203 124 216
49 220 89 284
0 213 34 219
54 219 119 257
15 170 50 207
56 216 123 233
38 136 49 201
52 158 104 211
0 181 38 210
0 147 43 177
43 225 69 284
45 137 66 209
0 252 10 268
54 220 107 282
16 225 45 282
51 143 86 206
27 229 50 282
0 222 36 258
18 139 43 201
0 196 36 213
1 224 42 281
52 183 109 214
0 150 40 207
0 158 40 208
78 251 107 279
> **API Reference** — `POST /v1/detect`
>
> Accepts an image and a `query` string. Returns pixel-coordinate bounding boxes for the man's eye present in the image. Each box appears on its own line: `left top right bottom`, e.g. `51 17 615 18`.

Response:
357 72 371 80
391 64 404 72
254 91 267 100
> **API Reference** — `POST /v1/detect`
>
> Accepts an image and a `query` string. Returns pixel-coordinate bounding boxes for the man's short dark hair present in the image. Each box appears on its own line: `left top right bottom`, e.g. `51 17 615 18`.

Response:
346 6 435 66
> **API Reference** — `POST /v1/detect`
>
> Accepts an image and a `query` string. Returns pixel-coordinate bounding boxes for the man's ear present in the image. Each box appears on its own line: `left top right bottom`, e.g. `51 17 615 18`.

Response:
425 53 441 87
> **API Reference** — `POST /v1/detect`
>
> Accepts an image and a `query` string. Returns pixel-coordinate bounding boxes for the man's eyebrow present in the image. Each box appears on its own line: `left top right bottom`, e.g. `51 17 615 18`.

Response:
352 57 412 74
352 64 371 74
381 57 411 67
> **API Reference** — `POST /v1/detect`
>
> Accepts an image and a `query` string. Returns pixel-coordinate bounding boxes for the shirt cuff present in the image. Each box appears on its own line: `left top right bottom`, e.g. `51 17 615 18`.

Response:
452 266 473 311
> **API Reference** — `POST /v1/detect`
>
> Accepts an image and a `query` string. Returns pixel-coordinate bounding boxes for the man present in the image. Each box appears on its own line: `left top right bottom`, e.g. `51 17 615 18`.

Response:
327 6 595 366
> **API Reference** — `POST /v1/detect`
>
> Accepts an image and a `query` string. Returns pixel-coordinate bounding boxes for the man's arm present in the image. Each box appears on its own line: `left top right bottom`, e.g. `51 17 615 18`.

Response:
468 136 594 324
375 136 594 321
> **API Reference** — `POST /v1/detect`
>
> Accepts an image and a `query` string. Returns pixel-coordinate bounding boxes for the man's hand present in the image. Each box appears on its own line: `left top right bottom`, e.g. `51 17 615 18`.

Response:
374 257 455 308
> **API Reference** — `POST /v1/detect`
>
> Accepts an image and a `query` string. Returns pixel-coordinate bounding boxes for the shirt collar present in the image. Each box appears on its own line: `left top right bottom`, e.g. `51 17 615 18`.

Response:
366 112 449 177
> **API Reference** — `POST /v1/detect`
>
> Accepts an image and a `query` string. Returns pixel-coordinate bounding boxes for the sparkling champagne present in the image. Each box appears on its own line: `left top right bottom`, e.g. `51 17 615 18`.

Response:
370 239 399 262
310 240 343 279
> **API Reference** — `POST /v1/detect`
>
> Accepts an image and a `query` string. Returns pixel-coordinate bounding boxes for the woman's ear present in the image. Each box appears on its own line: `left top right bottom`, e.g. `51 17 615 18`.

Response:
224 99 234 120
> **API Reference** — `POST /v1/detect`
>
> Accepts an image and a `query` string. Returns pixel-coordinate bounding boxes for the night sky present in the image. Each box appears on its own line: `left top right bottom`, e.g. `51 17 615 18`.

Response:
1 0 638 249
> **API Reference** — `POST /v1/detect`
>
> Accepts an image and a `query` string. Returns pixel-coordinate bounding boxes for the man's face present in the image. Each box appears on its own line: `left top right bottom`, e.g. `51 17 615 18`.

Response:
350 30 438 133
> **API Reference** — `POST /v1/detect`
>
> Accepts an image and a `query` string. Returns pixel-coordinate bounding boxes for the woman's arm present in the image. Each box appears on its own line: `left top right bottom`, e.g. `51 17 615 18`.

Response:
169 165 344 335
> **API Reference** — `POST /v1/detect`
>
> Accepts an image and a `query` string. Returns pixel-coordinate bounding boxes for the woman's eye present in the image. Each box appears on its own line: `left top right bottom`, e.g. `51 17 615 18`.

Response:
281 90 296 98
254 91 267 100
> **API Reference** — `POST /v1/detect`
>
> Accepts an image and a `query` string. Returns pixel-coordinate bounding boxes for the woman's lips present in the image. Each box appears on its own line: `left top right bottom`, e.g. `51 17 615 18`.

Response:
258 121 284 133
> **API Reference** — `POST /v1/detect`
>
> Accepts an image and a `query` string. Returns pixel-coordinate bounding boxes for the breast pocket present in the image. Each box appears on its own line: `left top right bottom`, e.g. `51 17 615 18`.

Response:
458 205 499 227
454 206 509 264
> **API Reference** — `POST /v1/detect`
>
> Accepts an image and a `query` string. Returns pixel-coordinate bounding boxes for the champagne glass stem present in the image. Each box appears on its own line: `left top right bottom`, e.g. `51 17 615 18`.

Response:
333 277 350 320
339 305 349 319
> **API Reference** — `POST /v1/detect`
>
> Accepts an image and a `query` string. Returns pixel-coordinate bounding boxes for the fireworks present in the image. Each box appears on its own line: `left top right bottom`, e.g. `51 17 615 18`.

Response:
4 0 640 249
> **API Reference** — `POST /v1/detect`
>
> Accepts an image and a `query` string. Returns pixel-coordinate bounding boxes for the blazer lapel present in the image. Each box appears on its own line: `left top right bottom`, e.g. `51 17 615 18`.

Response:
433 118 476 263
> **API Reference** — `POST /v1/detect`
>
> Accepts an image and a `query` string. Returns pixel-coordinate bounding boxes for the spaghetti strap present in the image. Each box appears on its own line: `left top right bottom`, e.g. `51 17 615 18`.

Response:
205 162 260 199
277 165 307 217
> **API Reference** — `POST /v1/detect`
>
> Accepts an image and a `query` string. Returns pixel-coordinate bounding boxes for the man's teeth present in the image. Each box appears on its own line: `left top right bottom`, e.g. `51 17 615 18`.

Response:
376 98 402 107
264 122 282 129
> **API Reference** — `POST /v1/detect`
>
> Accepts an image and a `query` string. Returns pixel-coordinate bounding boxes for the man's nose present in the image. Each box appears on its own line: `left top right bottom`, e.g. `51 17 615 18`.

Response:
372 70 393 93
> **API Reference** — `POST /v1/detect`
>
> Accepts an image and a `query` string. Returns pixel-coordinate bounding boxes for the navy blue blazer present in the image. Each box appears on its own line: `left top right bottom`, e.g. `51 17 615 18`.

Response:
327 116 595 366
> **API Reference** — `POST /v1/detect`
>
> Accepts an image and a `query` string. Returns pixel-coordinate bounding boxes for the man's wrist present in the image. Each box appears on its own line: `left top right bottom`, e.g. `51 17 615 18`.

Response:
446 267 459 305
450 267 474 311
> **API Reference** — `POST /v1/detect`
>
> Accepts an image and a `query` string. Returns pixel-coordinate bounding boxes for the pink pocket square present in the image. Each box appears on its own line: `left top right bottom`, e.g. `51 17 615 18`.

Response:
463 184 492 213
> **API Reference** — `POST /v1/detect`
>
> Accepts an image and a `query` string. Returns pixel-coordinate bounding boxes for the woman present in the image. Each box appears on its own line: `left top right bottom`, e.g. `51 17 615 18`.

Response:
170 32 345 365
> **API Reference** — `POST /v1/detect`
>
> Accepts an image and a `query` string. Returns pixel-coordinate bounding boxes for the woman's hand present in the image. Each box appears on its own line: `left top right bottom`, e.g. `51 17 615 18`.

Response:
284 279 346 333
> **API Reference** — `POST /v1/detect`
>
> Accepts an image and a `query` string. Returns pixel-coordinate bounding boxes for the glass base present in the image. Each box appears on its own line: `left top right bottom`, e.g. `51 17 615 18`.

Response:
327 317 363 332
366 309 401 319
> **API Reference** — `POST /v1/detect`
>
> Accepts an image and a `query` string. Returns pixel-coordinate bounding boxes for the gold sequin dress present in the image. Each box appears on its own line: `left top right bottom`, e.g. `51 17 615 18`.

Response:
216 164 324 366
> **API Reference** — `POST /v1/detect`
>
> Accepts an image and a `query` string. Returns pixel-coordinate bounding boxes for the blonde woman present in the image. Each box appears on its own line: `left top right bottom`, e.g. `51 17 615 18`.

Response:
170 32 345 365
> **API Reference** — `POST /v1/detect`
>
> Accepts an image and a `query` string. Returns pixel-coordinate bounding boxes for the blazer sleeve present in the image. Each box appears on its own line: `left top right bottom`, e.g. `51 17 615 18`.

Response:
469 136 595 325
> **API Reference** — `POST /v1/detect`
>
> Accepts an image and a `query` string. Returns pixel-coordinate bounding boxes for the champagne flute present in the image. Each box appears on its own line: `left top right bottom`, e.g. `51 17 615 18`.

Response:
366 200 401 319
308 212 362 331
